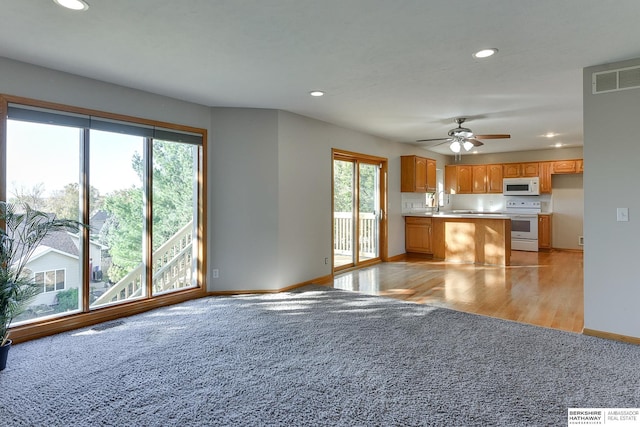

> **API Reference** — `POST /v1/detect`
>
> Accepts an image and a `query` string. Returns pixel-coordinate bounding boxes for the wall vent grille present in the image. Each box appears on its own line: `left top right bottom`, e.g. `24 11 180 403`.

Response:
593 65 640 94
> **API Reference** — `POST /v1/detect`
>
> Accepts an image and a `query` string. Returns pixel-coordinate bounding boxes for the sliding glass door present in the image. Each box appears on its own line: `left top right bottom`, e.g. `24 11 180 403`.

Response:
333 150 387 271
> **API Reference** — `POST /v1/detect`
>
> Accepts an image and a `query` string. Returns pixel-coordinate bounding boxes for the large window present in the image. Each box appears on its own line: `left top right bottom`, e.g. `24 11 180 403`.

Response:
1 96 206 335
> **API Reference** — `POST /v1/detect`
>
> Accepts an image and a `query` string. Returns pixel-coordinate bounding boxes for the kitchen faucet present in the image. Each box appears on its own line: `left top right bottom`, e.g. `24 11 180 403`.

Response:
434 190 445 212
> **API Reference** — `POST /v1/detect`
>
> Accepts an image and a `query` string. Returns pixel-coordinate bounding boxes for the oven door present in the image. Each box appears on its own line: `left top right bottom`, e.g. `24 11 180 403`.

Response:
510 215 538 239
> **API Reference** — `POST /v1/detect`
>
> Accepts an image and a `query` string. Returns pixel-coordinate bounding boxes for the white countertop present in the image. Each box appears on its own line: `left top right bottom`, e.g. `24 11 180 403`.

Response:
403 211 511 219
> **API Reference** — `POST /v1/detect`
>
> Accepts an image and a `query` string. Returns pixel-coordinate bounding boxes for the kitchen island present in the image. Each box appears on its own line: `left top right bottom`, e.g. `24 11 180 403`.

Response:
405 212 511 266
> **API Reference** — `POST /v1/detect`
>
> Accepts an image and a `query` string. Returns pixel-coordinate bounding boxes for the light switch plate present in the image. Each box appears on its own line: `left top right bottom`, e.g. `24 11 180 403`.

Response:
617 207 629 222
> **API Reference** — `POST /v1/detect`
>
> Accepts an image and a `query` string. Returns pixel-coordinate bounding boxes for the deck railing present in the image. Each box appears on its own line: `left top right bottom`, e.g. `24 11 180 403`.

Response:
92 221 195 306
334 212 378 258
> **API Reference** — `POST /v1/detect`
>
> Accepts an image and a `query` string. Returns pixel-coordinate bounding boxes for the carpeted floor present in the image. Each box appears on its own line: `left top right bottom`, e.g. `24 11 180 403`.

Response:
0 285 638 426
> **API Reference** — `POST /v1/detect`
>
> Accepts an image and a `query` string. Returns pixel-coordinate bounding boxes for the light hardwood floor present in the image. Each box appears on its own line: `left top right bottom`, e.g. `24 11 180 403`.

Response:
333 250 584 333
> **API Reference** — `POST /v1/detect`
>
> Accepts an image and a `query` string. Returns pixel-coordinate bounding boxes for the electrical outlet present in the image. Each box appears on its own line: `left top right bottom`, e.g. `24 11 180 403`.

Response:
212 269 219 278
324 257 329 265
578 236 584 246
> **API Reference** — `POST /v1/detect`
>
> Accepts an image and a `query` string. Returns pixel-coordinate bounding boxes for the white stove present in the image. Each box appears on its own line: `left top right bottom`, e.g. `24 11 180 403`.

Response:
504 199 541 252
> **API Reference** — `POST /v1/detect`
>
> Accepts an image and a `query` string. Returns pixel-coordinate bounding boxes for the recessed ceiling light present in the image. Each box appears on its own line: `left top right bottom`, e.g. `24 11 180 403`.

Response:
544 132 559 138
554 142 563 148
309 90 325 97
472 48 498 59
53 0 89 11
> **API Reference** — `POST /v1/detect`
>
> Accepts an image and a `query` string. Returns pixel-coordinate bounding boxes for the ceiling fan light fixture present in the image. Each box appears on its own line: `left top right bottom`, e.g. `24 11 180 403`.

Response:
450 140 461 153
473 48 498 59
463 140 474 151
53 0 89 11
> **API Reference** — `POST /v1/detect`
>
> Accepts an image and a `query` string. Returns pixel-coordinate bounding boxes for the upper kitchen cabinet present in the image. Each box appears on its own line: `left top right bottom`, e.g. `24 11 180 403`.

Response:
401 155 436 192
487 164 503 193
445 165 472 194
503 162 539 178
539 162 552 194
472 165 487 193
576 159 584 173
552 160 576 174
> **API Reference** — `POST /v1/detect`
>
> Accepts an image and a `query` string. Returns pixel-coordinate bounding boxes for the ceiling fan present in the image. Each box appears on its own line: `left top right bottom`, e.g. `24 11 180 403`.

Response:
416 117 510 153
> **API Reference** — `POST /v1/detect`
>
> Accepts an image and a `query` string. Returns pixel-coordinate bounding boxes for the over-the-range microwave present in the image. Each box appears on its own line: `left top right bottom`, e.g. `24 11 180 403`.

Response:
503 177 540 196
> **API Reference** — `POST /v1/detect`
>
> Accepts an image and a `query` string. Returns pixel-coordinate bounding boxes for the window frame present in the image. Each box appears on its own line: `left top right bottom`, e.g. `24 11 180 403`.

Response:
34 269 67 293
0 94 208 343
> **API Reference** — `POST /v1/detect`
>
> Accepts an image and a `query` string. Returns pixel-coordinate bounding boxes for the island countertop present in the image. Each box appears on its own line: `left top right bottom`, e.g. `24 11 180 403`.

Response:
405 214 511 266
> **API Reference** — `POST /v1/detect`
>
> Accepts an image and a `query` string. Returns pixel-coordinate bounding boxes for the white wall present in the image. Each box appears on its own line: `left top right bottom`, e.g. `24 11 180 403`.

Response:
584 57 640 338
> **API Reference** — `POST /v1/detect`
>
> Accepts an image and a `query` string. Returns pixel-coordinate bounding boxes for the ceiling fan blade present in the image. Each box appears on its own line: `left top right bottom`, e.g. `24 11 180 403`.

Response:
474 134 510 139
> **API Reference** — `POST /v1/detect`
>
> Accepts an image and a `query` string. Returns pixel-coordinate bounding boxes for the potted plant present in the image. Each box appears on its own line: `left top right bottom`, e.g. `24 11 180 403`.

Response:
0 201 86 371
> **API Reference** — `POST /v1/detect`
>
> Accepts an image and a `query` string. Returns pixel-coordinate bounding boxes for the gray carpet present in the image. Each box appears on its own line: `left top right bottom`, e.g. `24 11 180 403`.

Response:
0 285 638 426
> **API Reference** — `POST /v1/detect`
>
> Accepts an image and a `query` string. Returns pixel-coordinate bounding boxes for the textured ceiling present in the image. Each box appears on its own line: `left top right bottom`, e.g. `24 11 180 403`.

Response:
1 0 640 154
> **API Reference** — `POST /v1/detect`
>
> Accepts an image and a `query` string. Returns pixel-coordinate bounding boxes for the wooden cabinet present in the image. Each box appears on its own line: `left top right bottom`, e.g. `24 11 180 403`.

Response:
445 158 582 195
426 158 436 191
445 165 457 194
444 165 472 194
472 165 487 193
401 156 436 192
538 214 552 250
552 160 576 174
522 162 539 177
539 162 552 194
503 163 521 178
405 217 432 254
503 162 539 178
487 164 503 193
457 165 472 193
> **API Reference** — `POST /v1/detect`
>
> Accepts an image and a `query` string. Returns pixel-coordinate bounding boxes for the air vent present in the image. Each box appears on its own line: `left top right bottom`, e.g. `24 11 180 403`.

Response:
593 65 640 94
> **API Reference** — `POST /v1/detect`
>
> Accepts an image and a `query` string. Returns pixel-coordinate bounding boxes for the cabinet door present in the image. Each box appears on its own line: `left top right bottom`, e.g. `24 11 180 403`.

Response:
538 214 552 249
445 165 457 194
503 163 521 178
401 155 427 192
521 162 539 177
457 165 473 194
405 218 432 253
539 162 552 194
426 158 437 192
472 165 487 193
487 164 503 193
553 160 576 174
415 157 427 192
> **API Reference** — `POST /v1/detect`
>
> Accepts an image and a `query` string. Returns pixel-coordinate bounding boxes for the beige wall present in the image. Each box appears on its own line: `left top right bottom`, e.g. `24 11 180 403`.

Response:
451 147 583 165
551 174 584 250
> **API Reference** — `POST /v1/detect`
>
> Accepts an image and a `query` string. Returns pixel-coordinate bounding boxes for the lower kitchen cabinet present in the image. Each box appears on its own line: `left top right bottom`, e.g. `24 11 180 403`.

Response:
538 214 552 250
405 217 432 254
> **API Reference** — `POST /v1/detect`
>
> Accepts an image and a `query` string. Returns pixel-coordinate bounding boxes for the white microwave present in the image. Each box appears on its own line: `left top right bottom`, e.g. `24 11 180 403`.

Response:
503 177 540 196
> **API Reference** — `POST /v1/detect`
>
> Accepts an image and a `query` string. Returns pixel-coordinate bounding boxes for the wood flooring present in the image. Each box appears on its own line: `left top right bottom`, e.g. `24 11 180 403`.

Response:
333 250 584 333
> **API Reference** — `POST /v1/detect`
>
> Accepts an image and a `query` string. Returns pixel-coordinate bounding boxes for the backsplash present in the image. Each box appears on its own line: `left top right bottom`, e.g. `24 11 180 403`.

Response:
402 192 552 214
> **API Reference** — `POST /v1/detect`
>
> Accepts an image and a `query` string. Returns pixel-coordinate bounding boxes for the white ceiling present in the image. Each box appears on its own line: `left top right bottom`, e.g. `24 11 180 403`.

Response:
2 0 640 154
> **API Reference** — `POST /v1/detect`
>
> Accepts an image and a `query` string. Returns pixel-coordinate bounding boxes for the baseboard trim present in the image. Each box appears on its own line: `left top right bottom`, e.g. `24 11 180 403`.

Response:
583 328 640 345
207 274 334 296
386 253 407 262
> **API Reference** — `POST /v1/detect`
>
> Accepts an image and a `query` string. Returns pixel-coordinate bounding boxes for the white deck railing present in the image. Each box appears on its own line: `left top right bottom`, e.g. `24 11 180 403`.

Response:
334 212 378 258
92 221 194 306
